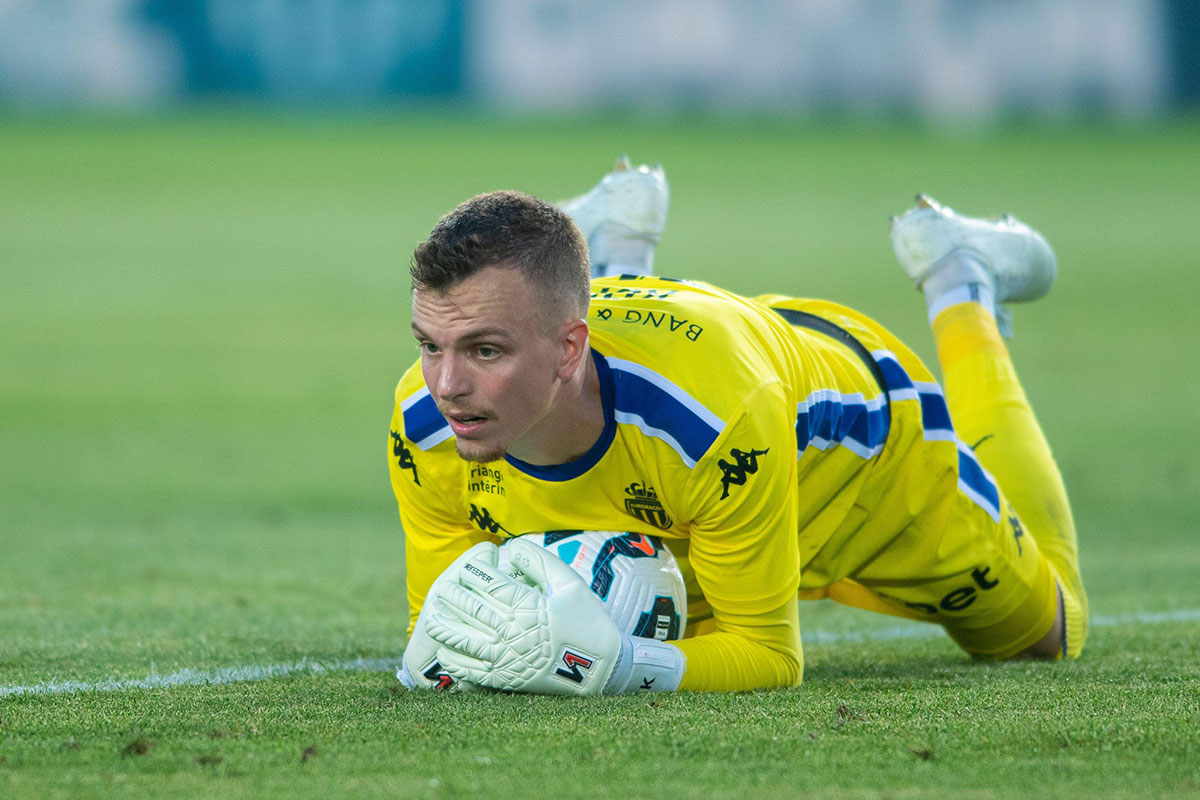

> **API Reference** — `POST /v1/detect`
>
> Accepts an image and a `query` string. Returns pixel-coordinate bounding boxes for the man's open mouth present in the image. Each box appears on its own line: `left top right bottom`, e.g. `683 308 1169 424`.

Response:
447 414 488 435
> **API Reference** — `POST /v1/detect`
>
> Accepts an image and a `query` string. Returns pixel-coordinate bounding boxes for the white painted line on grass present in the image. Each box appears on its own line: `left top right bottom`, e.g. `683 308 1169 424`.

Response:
3 608 1198 698
1090 608 1200 626
0 657 395 699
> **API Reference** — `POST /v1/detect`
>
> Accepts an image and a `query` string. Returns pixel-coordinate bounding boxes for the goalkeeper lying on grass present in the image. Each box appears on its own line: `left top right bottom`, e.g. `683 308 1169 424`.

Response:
388 160 1087 694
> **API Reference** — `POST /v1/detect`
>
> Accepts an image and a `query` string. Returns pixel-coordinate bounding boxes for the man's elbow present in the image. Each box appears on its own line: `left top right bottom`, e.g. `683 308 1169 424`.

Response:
772 646 804 689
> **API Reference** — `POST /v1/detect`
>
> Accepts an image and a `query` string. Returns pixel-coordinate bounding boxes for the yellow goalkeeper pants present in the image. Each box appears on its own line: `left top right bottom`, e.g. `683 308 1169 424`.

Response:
930 301 1087 658
783 299 1088 660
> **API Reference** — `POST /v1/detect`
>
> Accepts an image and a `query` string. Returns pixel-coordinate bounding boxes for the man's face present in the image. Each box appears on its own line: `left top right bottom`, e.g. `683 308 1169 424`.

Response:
411 266 569 463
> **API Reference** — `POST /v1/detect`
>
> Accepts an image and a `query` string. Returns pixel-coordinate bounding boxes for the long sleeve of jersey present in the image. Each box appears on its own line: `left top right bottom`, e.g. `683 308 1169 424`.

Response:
673 598 802 691
670 381 805 690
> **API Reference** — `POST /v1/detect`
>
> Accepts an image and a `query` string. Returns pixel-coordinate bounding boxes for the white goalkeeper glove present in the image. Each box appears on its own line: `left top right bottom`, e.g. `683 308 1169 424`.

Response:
424 537 624 695
396 544 494 692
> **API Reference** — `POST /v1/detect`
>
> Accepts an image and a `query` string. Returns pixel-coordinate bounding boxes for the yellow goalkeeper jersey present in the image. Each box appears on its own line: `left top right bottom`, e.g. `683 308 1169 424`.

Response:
390 275 979 691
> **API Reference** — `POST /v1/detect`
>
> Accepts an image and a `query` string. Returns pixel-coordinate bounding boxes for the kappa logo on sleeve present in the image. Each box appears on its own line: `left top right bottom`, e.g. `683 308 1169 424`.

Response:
1008 504 1026 556
390 429 420 486
716 446 770 500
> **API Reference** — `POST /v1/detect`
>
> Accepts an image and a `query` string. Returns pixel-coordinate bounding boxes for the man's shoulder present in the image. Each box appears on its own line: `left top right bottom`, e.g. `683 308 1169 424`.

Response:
391 361 455 453
588 277 796 414
393 359 425 406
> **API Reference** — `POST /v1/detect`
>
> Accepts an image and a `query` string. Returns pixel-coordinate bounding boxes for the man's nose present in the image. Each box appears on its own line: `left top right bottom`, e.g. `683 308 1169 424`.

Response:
436 354 470 400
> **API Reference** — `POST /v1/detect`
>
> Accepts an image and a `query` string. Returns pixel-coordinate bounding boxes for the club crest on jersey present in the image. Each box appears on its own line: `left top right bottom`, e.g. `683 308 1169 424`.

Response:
554 648 596 684
623 481 672 530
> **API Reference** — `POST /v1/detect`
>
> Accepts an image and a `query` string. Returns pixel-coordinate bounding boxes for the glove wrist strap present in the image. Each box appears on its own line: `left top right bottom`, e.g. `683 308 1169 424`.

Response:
603 634 686 694
396 663 419 690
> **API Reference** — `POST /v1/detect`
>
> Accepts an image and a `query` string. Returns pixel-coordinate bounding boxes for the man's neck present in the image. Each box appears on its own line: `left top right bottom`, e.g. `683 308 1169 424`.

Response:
507 351 605 466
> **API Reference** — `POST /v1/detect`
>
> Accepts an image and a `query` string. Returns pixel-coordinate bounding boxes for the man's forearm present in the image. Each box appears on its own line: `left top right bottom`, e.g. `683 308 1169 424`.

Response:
673 599 802 691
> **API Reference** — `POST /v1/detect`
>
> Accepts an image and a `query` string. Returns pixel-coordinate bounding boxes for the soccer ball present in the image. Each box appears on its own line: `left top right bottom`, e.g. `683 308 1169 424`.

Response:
500 531 687 641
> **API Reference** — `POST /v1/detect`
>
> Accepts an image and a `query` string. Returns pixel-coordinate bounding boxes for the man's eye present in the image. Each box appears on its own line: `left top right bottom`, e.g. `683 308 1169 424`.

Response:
476 346 500 358
420 342 439 354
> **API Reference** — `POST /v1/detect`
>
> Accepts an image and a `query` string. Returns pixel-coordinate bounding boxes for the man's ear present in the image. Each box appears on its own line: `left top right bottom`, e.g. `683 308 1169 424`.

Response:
555 318 591 380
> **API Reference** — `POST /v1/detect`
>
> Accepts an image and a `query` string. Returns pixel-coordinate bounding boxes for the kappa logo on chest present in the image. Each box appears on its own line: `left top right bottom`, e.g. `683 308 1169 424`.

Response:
467 504 512 536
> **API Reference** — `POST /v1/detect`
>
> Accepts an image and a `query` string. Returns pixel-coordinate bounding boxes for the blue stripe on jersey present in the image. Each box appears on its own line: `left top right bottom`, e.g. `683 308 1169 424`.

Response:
795 391 888 459
870 348 1000 521
919 388 954 434
875 354 914 393
913 382 955 441
872 350 955 441
401 388 452 450
606 356 725 469
957 444 1001 522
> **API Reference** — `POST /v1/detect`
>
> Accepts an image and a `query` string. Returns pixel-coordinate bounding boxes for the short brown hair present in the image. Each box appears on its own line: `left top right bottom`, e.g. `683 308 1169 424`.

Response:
411 191 590 319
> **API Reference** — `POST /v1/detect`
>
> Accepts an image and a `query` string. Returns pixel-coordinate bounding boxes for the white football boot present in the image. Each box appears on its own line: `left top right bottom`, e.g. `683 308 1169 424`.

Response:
561 156 669 278
889 194 1056 335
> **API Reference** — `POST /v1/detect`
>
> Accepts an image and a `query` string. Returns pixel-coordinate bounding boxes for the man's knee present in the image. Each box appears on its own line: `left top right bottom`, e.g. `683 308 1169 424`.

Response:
942 573 1065 660
1010 582 1089 661
1012 597 1064 659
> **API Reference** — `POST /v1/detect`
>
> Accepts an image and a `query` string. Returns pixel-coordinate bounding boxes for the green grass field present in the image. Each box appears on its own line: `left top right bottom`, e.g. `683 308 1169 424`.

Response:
2 112 1198 798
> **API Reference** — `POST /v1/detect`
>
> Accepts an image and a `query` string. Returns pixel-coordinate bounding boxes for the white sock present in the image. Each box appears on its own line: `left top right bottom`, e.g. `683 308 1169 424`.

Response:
922 250 999 326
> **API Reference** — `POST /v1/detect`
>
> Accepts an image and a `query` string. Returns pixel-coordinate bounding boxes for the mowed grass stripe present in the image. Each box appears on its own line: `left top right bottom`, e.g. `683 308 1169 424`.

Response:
4 607 1197 699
